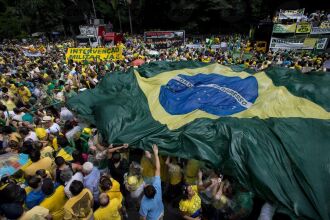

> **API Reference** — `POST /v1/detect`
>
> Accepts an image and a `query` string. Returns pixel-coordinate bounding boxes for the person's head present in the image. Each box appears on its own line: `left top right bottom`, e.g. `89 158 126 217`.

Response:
21 140 33 154
99 176 113 191
13 108 21 115
8 140 19 150
29 149 41 162
36 169 48 179
41 178 54 195
56 135 69 148
42 116 52 128
2 126 12 135
69 180 84 196
1 87 8 94
60 167 73 182
1 93 9 101
144 184 156 199
98 193 110 207
18 127 29 137
82 162 94 176
65 85 71 92
181 184 195 200
222 180 233 197
55 156 65 167
0 203 24 219
72 150 84 164
111 152 121 163
27 176 42 189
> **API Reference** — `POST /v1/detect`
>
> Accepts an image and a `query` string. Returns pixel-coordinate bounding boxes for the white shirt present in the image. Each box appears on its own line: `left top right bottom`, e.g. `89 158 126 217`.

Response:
60 107 74 122
65 126 82 141
24 131 38 142
46 123 61 134
64 172 84 198
12 112 25 122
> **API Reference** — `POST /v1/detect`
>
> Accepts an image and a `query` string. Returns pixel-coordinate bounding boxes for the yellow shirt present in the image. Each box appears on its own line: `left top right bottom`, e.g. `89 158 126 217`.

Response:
1 99 16 111
184 159 200 185
63 188 93 220
168 163 182 185
100 178 123 203
20 160 32 171
19 206 49 220
213 195 229 209
179 185 201 216
40 185 68 220
141 156 155 179
18 86 31 104
24 157 53 177
94 198 122 220
41 146 54 159
56 148 73 161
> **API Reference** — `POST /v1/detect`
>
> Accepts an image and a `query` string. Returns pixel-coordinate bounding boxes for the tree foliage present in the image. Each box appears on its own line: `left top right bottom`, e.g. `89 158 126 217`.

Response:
0 0 274 38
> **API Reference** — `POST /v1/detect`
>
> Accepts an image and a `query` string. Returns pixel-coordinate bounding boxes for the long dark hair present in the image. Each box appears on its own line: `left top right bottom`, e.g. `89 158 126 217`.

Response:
181 183 191 200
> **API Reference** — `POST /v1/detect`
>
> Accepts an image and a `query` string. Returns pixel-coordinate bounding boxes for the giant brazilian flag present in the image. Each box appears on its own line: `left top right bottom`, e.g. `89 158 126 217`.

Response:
67 62 330 220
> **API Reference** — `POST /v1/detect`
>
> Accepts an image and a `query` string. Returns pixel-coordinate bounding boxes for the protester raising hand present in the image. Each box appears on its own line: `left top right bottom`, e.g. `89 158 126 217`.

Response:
152 144 159 155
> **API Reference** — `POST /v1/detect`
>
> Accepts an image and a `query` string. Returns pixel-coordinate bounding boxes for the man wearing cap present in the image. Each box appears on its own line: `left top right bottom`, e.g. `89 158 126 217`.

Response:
42 116 61 134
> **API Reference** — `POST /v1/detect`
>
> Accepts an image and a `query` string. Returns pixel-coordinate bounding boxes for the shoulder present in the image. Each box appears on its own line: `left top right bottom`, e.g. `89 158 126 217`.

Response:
56 185 65 192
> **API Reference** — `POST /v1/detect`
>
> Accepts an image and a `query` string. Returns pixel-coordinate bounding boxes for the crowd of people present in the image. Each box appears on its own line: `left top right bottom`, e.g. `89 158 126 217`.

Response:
0 33 328 220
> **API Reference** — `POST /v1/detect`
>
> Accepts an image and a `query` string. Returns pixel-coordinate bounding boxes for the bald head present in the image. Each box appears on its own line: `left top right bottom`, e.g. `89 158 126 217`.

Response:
99 193 109 207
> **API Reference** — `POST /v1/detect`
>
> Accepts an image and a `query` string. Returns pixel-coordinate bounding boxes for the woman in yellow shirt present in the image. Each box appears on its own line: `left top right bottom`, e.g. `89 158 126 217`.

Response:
179 184 202 220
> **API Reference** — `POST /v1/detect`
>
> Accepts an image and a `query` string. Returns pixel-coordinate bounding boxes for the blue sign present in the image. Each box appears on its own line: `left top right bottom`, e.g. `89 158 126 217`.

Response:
159 73 258 116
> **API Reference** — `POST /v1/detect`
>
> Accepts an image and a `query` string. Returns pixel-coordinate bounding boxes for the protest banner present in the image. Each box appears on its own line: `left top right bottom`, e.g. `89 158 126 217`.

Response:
278 9 304 20
273 24 297 33
144 31 185 49
270 37 304 50
311 27 330 35
303 38 317 49
65 47 123 62
186 44 203 49
296 22 311 34
23 50 43 57
79 26 96 36
320 21 330 29
316 38 328 50
311 21 330 34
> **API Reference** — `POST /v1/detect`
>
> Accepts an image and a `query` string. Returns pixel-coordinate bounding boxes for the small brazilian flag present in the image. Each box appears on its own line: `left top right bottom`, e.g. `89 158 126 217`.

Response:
68 61 330 220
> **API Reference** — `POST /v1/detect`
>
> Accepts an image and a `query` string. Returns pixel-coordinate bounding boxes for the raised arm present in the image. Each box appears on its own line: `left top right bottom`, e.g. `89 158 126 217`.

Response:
108 143 129 153
152 144 160 176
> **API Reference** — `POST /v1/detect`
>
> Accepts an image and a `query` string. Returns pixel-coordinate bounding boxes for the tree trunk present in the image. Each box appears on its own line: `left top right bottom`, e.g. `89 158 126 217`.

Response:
117 10 122 33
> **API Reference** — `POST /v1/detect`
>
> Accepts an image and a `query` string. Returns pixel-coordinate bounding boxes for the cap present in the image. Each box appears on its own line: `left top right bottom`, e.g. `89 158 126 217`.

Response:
82 127 92 135
42 116 52 122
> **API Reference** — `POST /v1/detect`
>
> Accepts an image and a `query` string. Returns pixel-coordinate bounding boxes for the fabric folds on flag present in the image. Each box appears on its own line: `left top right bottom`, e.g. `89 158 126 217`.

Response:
67 61 330 220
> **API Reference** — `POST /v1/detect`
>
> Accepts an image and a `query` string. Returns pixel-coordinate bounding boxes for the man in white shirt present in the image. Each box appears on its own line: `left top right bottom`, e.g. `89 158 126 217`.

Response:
12 108 25 122
19 127 39 142
60 107 74 122
60 167 84 198
42 116 61 134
